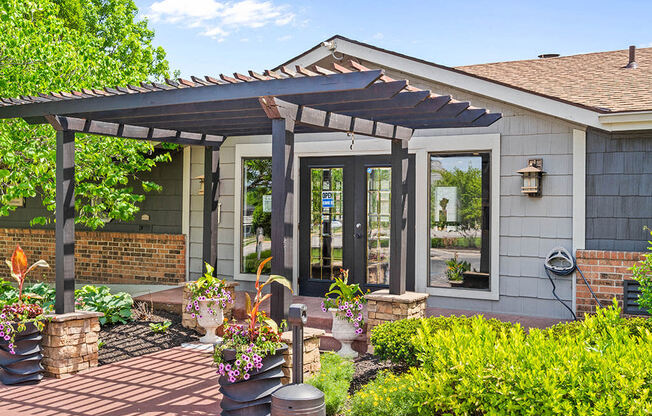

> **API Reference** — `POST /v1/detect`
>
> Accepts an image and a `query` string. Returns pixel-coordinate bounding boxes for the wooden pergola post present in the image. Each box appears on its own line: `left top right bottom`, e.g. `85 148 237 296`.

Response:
389 138 409 295
202 146 220 272
270 117 295 322
55 130 76 314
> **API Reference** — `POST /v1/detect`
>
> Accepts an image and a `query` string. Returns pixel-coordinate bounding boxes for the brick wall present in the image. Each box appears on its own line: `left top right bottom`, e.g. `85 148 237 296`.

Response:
0 228 185 284
575 249 645 317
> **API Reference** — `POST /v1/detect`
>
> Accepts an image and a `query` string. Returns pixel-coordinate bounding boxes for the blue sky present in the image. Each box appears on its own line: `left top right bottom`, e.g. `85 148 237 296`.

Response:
134 0 652 78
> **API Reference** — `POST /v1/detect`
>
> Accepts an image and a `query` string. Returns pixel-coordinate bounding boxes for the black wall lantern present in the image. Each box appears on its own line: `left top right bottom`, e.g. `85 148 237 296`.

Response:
517 159 544 197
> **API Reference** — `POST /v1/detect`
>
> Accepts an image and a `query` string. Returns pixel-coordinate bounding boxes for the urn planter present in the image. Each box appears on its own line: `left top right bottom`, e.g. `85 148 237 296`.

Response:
329 309 358 358
197 300 224 344
218 344 287 416
0 322 44 385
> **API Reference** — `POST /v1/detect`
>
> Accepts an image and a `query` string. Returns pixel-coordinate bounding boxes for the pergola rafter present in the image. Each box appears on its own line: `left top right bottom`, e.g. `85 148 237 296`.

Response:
0 60 501 320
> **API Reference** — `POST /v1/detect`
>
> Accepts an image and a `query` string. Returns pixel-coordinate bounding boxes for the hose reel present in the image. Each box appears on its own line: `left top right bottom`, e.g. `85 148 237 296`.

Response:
544 247 603 320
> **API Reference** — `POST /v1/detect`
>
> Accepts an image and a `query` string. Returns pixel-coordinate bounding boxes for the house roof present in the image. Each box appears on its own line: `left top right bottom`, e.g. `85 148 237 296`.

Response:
456 47 652 113
280 36 652 115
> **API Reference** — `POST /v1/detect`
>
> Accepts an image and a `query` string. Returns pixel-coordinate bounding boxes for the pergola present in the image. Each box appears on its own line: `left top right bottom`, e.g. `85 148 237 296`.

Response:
0 61 500 321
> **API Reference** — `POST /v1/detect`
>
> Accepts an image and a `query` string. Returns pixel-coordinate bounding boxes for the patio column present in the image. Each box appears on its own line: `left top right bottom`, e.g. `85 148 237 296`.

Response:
202 146 220 272
270 117 294 323
55 130 76 314
389 138 408 295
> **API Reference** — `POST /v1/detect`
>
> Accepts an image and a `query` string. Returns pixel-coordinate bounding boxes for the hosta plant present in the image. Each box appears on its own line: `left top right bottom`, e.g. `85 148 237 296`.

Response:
321 269 366 335
214 257 291 382
0 245 50 354
185 263 233 319
75 285 133 325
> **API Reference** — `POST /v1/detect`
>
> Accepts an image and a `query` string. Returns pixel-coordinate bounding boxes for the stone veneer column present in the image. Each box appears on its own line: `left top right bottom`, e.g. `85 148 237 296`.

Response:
280 327 325 385
41 311 103 378
181 282 239 334
365 289 429 351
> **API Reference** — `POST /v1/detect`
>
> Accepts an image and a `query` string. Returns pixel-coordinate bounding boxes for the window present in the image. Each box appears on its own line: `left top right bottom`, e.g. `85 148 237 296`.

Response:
241 158 272 274
429 153 490 290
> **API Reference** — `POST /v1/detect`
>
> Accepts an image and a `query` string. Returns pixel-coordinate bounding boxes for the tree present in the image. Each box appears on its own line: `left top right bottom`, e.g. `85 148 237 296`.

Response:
631 227 652 314
0 0 175 229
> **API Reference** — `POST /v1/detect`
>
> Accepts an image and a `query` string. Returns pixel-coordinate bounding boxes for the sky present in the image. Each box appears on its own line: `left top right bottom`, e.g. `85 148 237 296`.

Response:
133 0 652 78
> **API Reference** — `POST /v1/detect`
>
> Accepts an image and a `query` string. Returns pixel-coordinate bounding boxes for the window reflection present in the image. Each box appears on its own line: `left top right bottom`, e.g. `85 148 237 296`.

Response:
241 158 272 274
429 154 490 290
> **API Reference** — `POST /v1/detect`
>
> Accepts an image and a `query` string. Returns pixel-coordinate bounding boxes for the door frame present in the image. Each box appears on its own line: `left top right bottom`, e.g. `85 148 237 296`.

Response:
298 154 415 297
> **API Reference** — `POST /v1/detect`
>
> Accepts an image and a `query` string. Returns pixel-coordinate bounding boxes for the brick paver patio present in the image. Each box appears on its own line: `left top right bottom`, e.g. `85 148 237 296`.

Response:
0 346 220 416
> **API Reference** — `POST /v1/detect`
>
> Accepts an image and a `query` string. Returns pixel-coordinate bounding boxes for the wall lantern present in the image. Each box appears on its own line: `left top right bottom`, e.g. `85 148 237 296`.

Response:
517 159 544 197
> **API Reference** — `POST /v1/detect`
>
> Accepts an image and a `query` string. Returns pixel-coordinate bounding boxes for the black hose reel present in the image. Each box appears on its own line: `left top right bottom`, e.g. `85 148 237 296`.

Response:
544 247 603 320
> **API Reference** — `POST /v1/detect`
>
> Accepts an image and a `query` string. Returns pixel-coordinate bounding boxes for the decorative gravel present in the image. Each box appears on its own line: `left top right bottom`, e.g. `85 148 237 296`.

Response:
98 310 199 365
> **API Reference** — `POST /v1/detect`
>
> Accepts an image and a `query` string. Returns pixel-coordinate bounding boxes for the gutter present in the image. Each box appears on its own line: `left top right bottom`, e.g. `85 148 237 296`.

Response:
598 110 652 132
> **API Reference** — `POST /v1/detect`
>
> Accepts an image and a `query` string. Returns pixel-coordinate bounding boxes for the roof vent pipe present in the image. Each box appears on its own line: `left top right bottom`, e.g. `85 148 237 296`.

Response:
538 53 560 59
626 45 638 69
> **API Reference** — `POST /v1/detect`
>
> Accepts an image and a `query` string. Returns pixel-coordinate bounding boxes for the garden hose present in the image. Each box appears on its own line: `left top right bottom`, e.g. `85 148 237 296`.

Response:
543 247 603 321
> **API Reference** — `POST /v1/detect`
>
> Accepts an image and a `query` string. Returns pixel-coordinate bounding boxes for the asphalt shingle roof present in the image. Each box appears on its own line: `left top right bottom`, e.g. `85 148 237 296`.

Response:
455 47 652 113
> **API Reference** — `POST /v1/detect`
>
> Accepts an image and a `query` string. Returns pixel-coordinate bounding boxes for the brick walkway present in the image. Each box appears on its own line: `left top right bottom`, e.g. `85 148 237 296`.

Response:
0 346 220 416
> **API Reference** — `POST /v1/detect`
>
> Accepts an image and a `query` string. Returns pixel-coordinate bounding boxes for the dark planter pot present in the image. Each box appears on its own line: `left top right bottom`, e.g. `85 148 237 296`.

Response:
219 344 287 416
0 322 44 386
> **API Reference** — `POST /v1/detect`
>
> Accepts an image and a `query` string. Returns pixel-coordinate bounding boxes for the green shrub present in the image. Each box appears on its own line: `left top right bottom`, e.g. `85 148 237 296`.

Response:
75 285 133 325
347 370 428 416
407 305 652 415
631 228 652 314
307 352 354 416
0 281 55 309
370 315 518 367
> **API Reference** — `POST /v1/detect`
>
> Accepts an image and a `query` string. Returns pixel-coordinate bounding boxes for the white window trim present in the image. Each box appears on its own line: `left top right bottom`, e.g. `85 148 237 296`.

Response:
412 132 500 300
233 132 500 300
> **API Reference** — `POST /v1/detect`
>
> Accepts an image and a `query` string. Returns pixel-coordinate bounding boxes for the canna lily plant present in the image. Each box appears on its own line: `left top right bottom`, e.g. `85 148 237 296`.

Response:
214 257 292 382
1 245 50 354
5 245 50 302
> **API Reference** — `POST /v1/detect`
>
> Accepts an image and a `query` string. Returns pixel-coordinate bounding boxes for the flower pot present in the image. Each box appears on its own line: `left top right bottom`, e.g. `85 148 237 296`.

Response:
0 322 44 385
218 344 287 416
197 300 224 344
329 309 358 358
448 279 464 288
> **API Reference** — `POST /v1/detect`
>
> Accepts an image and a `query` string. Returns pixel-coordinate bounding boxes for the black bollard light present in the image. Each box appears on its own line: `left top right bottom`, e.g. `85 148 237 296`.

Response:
271 304 325 416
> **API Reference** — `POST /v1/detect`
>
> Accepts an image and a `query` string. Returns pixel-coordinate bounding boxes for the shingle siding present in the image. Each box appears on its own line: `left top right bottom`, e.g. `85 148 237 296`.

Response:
586 128 652 252
0 150 184 234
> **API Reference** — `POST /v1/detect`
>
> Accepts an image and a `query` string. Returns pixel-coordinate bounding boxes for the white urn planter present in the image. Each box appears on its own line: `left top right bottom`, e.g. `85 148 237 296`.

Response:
329 308 358 358
197 300 224 344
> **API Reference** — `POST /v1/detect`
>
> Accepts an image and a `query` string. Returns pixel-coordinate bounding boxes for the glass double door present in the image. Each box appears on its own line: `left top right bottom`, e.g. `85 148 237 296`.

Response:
298 155 415 297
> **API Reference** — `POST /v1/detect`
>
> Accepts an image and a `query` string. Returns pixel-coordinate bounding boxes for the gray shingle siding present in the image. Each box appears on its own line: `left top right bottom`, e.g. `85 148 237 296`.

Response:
0 149 183 234
586 128 652 252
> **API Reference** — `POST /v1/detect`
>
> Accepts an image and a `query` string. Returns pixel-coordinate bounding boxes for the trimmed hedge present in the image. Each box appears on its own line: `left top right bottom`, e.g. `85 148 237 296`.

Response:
356 304 652 415
307 352 354 416
370 315 517 367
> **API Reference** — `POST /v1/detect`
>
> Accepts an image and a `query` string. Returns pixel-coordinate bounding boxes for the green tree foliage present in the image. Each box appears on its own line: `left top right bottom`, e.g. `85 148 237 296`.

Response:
0 0 175 228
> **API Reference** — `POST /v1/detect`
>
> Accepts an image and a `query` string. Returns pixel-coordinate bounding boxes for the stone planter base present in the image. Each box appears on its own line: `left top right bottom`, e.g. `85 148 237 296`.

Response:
41 311 103 378
280 327 324 384
365 290 429 353
0 322 43 385
219 344 287 416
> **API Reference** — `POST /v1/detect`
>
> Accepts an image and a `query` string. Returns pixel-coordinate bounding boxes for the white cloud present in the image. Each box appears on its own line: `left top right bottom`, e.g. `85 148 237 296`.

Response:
639 41 652 48
372 32 384 40
277 34 292 41
146 0 295 41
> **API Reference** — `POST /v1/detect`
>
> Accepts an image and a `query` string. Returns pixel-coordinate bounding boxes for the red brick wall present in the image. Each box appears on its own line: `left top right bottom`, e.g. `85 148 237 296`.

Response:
575 250 645 317
0 228 185 285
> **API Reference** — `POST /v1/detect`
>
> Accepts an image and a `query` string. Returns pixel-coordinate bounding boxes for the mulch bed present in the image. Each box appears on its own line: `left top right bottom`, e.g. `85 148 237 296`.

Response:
98 310 199 365
349 353 407 394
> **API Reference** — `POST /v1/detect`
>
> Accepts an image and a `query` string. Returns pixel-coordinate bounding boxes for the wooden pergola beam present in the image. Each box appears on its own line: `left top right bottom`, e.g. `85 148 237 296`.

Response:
45 115 225 147
259 97 413 141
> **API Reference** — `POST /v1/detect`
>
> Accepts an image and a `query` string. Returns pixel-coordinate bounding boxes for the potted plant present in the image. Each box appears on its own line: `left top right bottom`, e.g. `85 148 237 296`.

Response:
185 263 234 344
214 257 292 415
0 245 50 385
321 269 366 358
446 253 471 287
